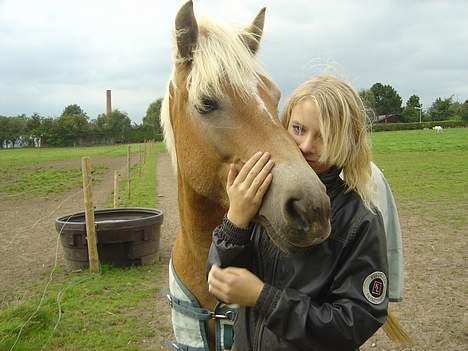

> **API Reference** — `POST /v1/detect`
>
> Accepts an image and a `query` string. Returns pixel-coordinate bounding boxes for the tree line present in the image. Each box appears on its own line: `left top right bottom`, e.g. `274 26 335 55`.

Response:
2 83 468 148
0 99 163 148
359 83 468 123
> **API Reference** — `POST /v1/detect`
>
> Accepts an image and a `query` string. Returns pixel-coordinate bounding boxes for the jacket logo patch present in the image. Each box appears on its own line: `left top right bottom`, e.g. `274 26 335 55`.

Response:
363 272 387 305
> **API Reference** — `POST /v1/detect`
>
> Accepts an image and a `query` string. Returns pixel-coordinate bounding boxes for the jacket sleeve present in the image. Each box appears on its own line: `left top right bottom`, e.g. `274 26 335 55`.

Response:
206 215 254 273
255 212 389 350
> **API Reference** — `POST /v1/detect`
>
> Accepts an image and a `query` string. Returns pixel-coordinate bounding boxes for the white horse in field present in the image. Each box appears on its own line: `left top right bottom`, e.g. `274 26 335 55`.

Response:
433 126 443 133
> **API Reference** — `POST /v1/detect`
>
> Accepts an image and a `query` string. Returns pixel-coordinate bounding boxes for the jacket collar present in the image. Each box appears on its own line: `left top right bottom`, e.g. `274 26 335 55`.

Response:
318 166 344 199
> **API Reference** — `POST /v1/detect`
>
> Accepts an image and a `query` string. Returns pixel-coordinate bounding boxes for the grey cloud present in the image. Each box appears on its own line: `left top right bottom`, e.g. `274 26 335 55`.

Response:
1 0 467 120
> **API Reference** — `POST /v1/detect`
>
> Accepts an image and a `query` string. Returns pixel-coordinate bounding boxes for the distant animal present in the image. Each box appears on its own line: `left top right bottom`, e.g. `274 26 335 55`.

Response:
433 125 443 133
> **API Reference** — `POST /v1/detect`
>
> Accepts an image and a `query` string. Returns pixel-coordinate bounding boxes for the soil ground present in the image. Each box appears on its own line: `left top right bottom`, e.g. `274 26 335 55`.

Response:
1 152 466 350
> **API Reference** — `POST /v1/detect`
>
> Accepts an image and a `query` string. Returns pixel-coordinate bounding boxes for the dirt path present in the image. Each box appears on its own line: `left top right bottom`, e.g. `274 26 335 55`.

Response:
142 152 179 350
154 153 179 265
0 155 138 301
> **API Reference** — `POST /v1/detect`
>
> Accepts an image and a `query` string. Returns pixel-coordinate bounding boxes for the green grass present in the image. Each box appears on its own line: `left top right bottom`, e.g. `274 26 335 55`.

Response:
0 265 164 351
0 143 167 351
0 166 106 197
111 143 166 208
0 144 141 198
371 128 467 228
0 144 135 168
371 128 467 153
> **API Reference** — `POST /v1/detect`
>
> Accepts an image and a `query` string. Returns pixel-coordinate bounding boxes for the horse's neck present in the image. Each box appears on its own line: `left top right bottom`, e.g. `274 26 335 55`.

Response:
172 177 225 309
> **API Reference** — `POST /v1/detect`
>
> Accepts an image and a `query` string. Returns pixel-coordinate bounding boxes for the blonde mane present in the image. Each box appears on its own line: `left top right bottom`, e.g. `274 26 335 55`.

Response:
161 17 267 172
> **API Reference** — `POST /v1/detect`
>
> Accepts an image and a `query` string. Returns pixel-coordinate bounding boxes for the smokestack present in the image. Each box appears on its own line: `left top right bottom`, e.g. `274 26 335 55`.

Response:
106 89 112 115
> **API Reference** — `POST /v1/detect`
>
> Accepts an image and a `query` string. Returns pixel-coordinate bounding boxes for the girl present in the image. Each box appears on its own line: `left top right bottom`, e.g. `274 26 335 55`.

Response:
207 76 388 350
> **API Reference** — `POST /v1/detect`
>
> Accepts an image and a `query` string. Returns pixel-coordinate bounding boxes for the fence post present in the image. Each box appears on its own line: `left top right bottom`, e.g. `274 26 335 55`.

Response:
127 145 131 200
81 157 99 273
139 144 142 177
113 170 119 208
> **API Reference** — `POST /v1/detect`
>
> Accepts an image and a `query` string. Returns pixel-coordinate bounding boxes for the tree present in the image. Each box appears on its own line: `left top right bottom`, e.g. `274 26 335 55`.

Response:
0 116 8 148
26 113 43 146
402 95 421 123
428 97 454 121
96 109 132 143
370 83 403 116
3 116 27 147
461 99 468 122
61 104 87 118
37 117 57 146
142 98 163 141
55 114 89 146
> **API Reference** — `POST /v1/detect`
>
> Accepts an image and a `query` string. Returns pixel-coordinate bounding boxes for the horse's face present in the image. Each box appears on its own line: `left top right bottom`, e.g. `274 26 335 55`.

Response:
165 1 331 253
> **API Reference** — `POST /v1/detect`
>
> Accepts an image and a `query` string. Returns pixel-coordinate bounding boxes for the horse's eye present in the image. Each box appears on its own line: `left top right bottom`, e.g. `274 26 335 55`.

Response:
195 97 218 114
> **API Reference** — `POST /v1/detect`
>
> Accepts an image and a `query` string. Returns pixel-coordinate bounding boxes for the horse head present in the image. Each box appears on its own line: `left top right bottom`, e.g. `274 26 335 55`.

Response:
162 1 331 254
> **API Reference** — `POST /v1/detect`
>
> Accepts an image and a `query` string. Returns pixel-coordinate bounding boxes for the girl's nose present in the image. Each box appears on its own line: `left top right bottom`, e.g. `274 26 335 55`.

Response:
299 136 315 154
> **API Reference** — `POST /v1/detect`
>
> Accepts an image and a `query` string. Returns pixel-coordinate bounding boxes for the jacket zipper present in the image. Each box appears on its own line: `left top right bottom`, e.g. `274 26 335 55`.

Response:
255 249 280 350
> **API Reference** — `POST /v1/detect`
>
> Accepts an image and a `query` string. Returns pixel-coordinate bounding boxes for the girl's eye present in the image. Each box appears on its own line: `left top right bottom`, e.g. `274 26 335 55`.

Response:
292 124 304 135
195 97 218 114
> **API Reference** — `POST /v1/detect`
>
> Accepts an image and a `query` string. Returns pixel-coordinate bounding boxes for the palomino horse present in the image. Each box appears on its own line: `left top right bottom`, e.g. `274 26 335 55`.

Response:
161 1 330 349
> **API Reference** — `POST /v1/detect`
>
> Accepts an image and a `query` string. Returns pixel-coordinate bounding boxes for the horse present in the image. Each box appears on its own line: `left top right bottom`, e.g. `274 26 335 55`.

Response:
161 1 331 349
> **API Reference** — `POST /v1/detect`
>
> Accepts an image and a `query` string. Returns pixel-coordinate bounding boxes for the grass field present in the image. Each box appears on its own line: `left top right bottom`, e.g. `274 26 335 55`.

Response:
0 144 140 197
0 128 466 350
371 128 467 228
0 144 135 167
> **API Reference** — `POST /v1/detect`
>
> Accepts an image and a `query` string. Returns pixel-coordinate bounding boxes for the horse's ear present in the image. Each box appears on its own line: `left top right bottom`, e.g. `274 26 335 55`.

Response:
241 7 266 55
175 1 198 62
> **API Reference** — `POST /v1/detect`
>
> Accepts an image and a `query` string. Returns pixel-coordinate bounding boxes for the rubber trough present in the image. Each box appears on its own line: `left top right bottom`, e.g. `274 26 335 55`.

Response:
55 208 163 270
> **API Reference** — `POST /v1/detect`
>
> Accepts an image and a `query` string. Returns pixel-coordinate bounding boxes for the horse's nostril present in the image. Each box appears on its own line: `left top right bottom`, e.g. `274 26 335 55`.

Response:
285 198 311 231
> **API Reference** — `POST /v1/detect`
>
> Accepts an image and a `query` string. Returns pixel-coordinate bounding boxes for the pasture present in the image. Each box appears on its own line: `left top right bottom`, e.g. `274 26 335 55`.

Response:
0 128 466 350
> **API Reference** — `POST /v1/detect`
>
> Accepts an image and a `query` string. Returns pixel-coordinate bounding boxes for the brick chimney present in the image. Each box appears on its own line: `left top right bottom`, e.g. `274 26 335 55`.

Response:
106 89 112 115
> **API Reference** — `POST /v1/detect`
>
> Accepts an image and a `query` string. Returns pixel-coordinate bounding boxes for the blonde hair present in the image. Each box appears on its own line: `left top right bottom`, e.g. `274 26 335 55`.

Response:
282 75 375 209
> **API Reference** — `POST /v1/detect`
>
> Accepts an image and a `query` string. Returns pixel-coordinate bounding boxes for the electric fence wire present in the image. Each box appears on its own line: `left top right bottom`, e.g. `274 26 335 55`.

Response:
6 174 99 351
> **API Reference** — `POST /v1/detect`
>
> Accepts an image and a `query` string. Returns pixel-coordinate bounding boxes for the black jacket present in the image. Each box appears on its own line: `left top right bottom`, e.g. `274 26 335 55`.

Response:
207 167 389 351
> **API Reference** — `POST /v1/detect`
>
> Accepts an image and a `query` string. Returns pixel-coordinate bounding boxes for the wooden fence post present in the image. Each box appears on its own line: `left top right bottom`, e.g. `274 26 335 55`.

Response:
113 170 119 208
139 144 142 177
81 157 99 273
127 145 131 200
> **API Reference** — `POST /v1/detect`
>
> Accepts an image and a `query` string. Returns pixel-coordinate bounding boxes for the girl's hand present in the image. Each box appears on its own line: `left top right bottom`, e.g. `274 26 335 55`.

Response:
208 265 264 306
226 152 274 228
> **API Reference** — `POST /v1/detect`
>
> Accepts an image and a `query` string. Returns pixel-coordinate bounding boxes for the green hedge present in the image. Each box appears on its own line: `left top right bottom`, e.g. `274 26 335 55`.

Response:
370 120 467 132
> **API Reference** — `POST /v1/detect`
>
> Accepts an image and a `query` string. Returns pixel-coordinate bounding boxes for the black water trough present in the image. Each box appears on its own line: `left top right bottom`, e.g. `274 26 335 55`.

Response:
55 208 163 270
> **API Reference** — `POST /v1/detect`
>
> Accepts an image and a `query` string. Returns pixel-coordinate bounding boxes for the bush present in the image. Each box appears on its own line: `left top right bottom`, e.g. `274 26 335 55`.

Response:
370 120 467 132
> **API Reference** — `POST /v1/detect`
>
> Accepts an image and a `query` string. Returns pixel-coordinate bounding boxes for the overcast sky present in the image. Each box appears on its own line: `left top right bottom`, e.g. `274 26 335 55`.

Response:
1 0 467 123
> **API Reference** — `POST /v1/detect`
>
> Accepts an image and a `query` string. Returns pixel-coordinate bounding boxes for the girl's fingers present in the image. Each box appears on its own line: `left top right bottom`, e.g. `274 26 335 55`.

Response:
208 283 227 301
226 164 237 188
233 152 264 185
243 153 271 188
208 278 229 294
209 265 236 283
253 173 273 203
209 265 229 284
249 160 274 194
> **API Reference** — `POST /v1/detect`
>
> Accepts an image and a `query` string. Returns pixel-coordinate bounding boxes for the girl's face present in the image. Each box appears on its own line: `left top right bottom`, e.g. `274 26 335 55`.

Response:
288 99 331 174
